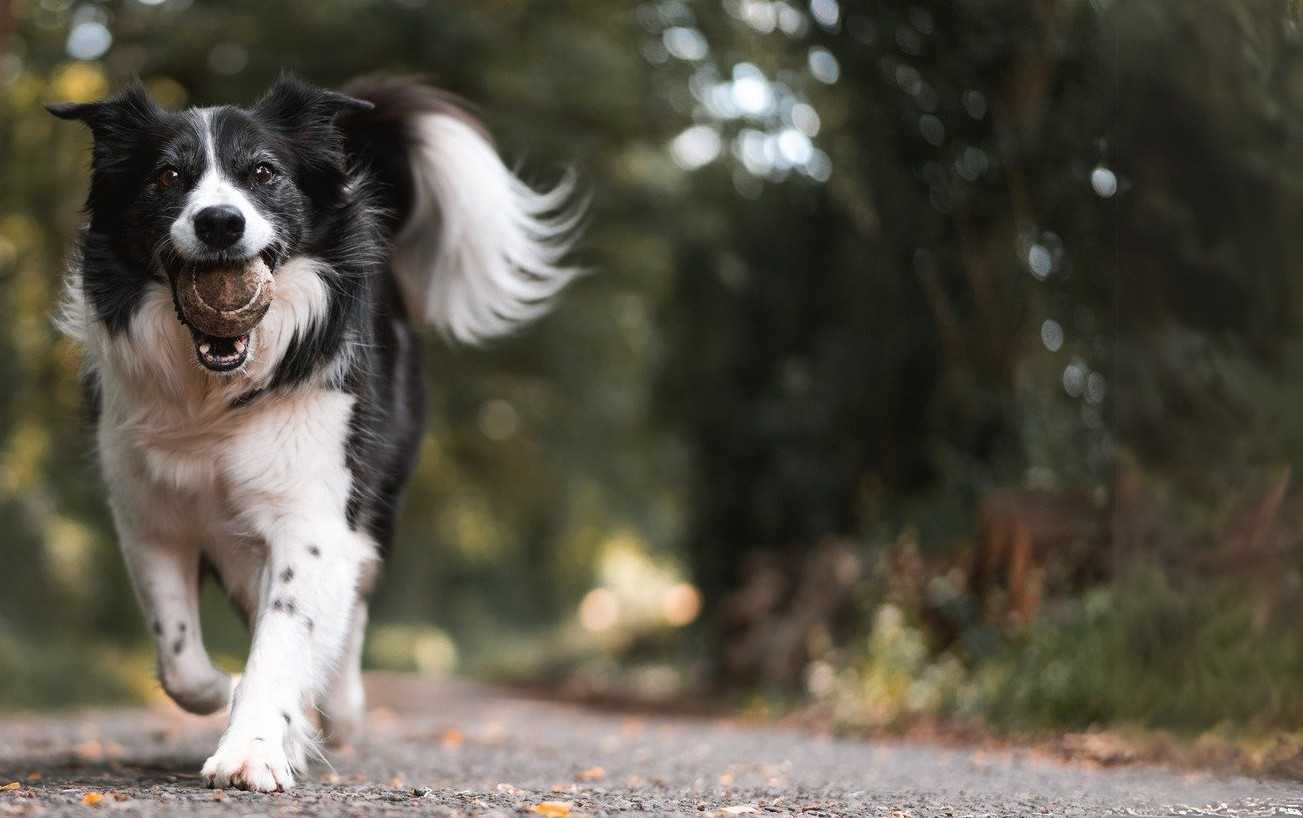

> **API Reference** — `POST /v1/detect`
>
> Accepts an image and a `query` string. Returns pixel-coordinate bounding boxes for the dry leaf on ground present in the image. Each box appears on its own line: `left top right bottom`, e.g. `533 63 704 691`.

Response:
73 741 103 762
532 801 573 816
81 792 104 806
576 766 605 782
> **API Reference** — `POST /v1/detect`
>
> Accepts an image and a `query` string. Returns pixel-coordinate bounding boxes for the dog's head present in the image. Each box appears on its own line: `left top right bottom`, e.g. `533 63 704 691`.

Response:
48 77 371 373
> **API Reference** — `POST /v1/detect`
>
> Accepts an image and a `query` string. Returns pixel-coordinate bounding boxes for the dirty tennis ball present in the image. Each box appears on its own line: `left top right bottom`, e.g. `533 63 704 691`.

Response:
177 258 274 338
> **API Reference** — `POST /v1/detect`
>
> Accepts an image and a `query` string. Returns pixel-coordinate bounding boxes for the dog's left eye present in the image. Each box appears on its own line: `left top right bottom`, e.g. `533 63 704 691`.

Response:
252 164 277 185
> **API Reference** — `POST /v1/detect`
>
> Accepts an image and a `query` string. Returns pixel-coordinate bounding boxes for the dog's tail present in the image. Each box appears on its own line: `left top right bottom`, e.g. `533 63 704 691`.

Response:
337 76 584 344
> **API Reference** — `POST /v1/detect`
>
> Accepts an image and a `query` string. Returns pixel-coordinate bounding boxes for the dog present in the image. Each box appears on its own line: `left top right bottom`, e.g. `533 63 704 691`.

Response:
46 75 582 791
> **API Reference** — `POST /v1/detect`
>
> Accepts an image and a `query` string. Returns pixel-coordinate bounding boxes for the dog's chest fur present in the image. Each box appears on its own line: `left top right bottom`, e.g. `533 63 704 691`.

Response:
67 255 355 554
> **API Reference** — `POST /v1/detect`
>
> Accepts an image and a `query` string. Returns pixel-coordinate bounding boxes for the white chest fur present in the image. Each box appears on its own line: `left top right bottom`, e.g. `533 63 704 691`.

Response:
62 254 353 543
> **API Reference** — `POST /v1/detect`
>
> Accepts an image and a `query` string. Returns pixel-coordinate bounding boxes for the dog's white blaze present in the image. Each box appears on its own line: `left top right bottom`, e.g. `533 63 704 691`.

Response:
393 114 584 344
169 108 276 260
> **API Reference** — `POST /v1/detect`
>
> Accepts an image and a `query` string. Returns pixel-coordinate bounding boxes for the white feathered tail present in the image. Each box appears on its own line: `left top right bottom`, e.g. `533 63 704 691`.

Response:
342 77 585 344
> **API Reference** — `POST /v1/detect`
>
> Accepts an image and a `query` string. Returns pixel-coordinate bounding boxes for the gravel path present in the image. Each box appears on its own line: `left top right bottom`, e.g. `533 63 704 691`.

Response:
0 675 1300 817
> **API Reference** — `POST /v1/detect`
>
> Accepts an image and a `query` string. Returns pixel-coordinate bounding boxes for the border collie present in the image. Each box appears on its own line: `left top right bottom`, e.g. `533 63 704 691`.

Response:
47 75 582 791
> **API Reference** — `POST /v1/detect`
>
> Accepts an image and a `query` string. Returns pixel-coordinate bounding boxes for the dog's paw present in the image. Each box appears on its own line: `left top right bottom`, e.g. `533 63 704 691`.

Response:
202 735 295 792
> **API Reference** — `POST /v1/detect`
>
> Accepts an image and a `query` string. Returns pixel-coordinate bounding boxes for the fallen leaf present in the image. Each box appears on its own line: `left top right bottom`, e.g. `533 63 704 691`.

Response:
81 792 104 806
575 767 605 782
532 801 573 817
74 741 103 762
0 783 19 792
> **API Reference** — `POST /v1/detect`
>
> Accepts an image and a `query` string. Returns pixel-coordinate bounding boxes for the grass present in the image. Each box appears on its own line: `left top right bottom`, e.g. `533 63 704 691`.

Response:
983 568 1303 732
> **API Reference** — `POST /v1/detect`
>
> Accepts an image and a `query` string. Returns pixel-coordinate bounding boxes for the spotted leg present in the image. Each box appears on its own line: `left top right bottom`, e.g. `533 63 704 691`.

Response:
201 391 375 792
104 443 235 716
120 537 236 714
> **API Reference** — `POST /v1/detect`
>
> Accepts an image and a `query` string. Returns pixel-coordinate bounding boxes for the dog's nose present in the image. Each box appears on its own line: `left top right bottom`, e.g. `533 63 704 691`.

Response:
193 205 246 250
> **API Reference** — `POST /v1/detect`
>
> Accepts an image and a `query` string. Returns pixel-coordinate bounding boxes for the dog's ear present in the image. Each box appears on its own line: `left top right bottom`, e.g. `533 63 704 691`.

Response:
47 80 165 171
254 74 373 203
45 100 97 120
255 74 374 131
46 80 162 131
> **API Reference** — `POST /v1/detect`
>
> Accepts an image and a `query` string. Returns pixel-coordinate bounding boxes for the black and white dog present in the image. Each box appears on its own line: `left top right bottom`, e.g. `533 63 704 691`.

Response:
47 75 581 791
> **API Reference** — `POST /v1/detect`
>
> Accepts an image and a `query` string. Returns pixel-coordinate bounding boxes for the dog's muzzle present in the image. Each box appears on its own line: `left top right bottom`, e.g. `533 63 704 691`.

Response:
174 258 275 373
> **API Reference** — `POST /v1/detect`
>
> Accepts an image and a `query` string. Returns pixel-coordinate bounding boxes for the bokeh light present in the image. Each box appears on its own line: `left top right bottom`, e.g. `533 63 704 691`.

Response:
579 588 620 632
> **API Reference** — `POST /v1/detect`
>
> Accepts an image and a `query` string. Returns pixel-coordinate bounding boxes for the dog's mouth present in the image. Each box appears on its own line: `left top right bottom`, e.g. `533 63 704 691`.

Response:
171 256 276 374
190 329 251 373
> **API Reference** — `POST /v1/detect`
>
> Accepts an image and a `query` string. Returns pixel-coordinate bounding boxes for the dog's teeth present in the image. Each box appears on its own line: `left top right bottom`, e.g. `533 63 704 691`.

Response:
199 342 211 355
234 338 246 353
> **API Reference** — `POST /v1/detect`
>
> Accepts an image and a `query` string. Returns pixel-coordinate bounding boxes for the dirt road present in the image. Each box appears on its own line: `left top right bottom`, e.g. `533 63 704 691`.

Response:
1 676 1299 816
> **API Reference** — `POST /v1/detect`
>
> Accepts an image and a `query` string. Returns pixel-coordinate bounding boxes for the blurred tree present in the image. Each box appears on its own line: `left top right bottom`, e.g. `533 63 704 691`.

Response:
646 0 1303 684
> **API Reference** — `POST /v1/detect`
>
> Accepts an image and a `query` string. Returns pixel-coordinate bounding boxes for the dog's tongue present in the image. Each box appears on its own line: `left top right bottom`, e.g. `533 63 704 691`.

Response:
178 259 274 339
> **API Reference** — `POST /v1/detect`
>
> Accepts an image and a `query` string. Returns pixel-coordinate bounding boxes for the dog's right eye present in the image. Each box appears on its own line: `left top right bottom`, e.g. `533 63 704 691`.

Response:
252 163 277 185
157 168 180 189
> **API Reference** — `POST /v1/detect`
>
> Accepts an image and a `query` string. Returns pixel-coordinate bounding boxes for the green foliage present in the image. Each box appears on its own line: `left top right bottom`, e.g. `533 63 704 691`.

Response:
803 566 1303 736
987 569 1303 731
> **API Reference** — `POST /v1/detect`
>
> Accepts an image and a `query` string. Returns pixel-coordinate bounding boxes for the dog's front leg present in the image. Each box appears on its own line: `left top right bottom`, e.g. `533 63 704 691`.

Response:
200 528 364 791
201 391 373 792
102 441 235 716
119 535 235 715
